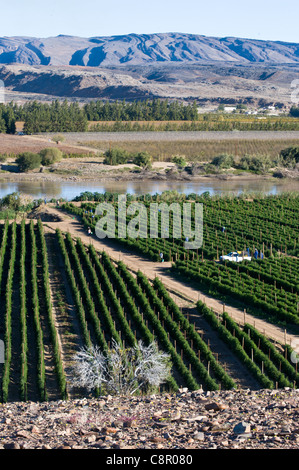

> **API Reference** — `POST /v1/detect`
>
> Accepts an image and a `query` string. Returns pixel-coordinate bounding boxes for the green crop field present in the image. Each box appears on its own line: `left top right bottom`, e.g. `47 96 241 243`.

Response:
62 192 299 325
0 192 298 401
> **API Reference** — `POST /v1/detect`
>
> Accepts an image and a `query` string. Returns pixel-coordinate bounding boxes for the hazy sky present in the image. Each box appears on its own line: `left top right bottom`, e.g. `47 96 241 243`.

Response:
1 0 298 42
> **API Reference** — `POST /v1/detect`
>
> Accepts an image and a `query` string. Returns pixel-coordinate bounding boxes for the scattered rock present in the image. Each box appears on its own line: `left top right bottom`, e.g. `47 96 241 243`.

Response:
233 422 251 434
205 402 228 412
0 389 298 449
16 430 31 439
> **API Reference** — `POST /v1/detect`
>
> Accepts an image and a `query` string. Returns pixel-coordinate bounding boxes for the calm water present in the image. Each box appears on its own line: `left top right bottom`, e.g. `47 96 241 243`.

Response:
0 179 298 200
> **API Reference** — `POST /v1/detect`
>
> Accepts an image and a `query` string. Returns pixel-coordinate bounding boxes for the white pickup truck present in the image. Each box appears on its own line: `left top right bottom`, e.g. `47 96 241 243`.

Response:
219 251 251 262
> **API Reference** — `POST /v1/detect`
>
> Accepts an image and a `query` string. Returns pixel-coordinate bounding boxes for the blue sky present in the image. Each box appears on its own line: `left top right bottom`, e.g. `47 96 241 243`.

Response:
1 0 298 42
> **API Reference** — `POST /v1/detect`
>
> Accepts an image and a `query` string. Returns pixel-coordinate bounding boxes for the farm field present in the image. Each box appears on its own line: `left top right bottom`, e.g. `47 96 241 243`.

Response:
87 117 299 133
84 138 299 161
1 131 298 166
50 130 299 160
0 133 96 156
1 192 299 402
0 220 238 401
62 192 299 327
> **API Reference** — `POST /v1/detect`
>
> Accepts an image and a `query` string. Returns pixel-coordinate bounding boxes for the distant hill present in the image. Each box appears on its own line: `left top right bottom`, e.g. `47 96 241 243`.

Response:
0 33 298 67
0 33 298 105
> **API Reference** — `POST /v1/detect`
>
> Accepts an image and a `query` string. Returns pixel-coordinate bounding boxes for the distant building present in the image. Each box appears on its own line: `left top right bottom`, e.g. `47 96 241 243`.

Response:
223 106 237 113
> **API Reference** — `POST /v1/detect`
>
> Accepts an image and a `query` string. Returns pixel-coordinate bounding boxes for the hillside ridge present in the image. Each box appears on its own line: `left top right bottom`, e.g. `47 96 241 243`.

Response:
0 32 298 67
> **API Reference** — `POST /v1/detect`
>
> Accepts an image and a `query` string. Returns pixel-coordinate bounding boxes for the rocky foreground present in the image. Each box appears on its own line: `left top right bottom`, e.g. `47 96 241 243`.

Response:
0 388 299 450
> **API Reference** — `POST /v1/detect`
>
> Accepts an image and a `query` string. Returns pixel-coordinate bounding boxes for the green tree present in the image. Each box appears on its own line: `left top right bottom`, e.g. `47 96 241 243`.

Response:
16 152 42 172
172 155 187 169
3 107 16 134
211 154 235 169
239 154 272 174
133 151 153 169
280 147 299 166
51 134 65 144
40 148 63 166
290 106 299 118
103 148 130 165
0 192 21 211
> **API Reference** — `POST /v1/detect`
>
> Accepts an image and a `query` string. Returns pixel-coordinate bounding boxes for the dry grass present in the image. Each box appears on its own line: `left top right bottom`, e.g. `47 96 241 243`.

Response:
0 134 94 155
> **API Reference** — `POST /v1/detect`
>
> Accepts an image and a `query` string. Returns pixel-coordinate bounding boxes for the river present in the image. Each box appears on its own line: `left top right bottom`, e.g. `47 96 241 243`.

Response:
0 178 298 201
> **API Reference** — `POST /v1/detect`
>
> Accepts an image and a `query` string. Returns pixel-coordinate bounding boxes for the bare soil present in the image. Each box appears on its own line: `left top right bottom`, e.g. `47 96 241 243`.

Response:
0 134 96 155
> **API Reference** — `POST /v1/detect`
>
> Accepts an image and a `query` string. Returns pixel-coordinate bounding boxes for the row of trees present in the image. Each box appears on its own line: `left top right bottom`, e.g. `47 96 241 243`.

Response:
83 99 199 121
1 99 299 134
0 99 199 135
0 100 88 134
0 104 16 134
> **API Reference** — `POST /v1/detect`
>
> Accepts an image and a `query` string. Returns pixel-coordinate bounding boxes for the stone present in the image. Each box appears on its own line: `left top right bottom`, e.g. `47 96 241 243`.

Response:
102 426 118 434
4 442 21 449
170 410 181 421
178 388 188 394
30 425 40 434
194 432 205 441
184 415 206 422
236 433 252 440
16 430 31 439
205 402 228 412
150 437 165 443
233 422 251 434
220 440 229 446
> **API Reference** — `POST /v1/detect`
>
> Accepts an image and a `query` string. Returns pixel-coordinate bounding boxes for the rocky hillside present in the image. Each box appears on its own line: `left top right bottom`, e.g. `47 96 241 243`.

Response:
1 62 298 104
0 388 299 450
0 33 298 66
0 33 298 103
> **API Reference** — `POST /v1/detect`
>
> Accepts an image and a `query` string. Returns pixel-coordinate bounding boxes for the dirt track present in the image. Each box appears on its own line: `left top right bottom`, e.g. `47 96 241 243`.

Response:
41 204 299 350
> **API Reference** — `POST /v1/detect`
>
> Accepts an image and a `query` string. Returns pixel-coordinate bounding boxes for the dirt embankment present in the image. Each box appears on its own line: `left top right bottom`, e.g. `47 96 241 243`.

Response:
0 154 291 184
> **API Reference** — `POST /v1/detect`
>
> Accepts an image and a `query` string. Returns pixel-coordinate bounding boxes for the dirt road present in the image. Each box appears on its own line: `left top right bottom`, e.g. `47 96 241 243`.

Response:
41 204 299 350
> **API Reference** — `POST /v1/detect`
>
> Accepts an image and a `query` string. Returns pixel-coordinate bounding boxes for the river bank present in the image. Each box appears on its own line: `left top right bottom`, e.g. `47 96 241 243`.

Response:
0 155 297 183
0 155 298 201
0 170 279 183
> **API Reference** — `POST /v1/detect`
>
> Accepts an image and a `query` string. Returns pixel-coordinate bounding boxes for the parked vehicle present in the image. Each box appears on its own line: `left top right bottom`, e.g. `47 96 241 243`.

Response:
219 251 252 262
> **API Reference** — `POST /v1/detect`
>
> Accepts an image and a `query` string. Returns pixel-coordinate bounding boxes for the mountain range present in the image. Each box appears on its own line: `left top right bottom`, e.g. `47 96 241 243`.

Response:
0 33 298 66
0 33 298 105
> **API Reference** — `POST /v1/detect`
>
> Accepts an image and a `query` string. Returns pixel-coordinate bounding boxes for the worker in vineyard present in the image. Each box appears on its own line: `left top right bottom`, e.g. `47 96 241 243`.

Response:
254 249 259 259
